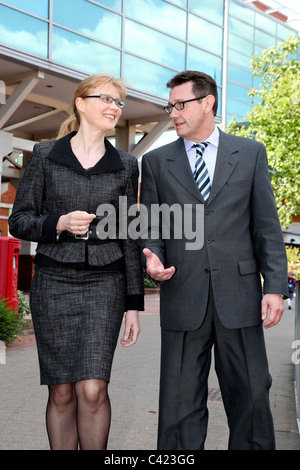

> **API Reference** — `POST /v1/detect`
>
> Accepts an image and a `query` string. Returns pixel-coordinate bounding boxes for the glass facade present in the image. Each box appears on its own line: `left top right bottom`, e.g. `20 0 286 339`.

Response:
0 0 297 124
227 0 296 123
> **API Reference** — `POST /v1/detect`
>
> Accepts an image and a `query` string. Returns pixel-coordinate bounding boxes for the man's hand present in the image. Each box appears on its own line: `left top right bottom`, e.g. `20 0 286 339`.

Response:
143 248 176 282
261 294 284 328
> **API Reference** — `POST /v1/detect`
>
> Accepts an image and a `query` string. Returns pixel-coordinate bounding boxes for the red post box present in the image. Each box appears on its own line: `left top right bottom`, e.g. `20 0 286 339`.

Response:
0 236 21 312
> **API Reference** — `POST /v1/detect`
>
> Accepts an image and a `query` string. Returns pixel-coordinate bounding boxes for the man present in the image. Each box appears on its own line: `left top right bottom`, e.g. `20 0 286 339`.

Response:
140 71 288 450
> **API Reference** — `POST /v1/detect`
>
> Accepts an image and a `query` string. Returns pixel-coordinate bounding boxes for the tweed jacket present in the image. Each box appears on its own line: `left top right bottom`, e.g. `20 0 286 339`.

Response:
140 129 288 330
9 132 144 310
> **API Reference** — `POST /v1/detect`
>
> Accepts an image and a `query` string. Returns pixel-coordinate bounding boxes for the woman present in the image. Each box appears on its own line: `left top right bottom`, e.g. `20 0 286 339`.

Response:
9 74 144 450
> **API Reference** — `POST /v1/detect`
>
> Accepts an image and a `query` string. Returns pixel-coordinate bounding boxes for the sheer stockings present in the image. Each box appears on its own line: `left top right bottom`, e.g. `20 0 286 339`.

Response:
46 379 110 450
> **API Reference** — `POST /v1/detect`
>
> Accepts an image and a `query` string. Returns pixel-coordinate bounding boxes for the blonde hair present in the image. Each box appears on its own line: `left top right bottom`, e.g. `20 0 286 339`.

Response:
57 74 127 139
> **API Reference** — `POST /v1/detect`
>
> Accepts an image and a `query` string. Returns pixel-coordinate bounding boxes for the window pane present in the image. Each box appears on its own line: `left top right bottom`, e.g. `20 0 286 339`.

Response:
125 19 185 70
0 4 48 57
228 33 254 57
229 17 254 41
52 26 120 76
255 29 276 49
228 49 252 70
123 54 175 98
189 14 223 56
227 97 251 117
189 0 224 26
227 64 253 87
125 0 187 40
1 0 49 18
217 86 222 116
90 0 122 11
169 0 187 7
53 0 121 48
188 47 222 85
230 0 254 24
255 12 276 35
277 23 294 40
227 82 251 103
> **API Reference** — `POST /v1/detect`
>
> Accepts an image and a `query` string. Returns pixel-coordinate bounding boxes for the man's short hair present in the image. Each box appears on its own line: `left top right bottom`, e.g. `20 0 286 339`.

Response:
167 71 218 116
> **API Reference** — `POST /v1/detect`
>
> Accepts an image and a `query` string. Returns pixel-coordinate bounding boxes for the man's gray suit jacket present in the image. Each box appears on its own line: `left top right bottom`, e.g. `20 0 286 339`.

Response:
140 129 288 330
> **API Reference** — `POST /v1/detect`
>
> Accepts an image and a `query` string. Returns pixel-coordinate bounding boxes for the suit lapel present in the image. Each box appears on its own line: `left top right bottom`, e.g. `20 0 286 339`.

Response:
207 130 239 206
166 132 239 205
167 138 205 203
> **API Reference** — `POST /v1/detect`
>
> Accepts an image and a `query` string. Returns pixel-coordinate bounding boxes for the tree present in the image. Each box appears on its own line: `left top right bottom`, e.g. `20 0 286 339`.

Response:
226 35 300 228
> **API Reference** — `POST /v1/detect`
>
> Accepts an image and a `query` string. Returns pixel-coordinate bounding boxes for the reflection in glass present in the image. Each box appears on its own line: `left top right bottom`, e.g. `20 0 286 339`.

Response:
229 17 254 41
217 86 222 116
169 0 187 7
124 54 175 98
189 0 224 26
255 13 276 36
255 29 276 49
189 14 223 56
52 26 120 76
125 19 185 70
125 0 187 40
0 5 48 57
227 64 253 88
277 23 295 40
53 0 121 48
228 33 253 57
228 49 251 70
188 47 222 86
89 0 122 11
230 0 254 24
1 0 49 18
227 97 251 118
227 82 252 103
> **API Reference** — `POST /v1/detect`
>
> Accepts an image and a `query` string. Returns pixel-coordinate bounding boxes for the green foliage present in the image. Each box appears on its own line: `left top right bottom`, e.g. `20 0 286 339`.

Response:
227 35 300 228
144 271 160 289
0 292 29 345
286 246 300 280
17 290 31 318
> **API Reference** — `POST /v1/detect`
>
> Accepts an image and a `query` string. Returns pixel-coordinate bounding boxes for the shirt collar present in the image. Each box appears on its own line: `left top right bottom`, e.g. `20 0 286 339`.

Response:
47 131 125 174
184 126 220 152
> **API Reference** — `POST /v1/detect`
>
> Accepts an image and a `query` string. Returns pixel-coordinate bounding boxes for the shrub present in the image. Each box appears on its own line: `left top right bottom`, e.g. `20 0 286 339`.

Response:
144 271 160 289
17 290 31 318
0 294 28 346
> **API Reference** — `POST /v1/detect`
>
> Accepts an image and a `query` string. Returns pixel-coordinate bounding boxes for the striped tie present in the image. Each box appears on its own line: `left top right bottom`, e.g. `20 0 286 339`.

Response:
193 142 210 201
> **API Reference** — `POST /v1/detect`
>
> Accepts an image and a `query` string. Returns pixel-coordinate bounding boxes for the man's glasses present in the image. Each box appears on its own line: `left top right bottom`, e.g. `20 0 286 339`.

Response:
84 93 126 108
164 95 208 114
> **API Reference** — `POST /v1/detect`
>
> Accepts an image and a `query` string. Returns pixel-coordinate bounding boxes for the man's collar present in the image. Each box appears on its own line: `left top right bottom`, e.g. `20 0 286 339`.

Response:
184 126 220 152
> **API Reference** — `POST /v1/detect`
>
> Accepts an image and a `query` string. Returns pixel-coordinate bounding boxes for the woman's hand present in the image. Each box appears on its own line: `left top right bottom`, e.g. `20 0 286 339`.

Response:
57 210 96 235
120 310 140 347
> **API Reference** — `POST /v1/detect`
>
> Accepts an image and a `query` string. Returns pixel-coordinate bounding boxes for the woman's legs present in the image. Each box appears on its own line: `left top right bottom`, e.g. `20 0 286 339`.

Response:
46 379 111 450
75 379 111 450
46 383 78 450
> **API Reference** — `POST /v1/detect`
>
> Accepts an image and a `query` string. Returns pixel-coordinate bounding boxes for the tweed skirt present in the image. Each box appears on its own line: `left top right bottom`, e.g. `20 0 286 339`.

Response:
30 266 126 385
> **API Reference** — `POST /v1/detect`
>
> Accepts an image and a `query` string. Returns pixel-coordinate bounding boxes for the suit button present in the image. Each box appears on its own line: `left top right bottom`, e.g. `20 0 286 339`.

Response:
206 238 215 244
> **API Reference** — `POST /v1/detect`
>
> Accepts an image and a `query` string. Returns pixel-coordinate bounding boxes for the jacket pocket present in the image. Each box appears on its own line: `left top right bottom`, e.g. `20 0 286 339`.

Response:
238 258 257 275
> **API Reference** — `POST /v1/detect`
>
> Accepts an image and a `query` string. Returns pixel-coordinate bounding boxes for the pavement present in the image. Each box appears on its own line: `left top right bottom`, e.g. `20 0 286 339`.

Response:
0 293 299 451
